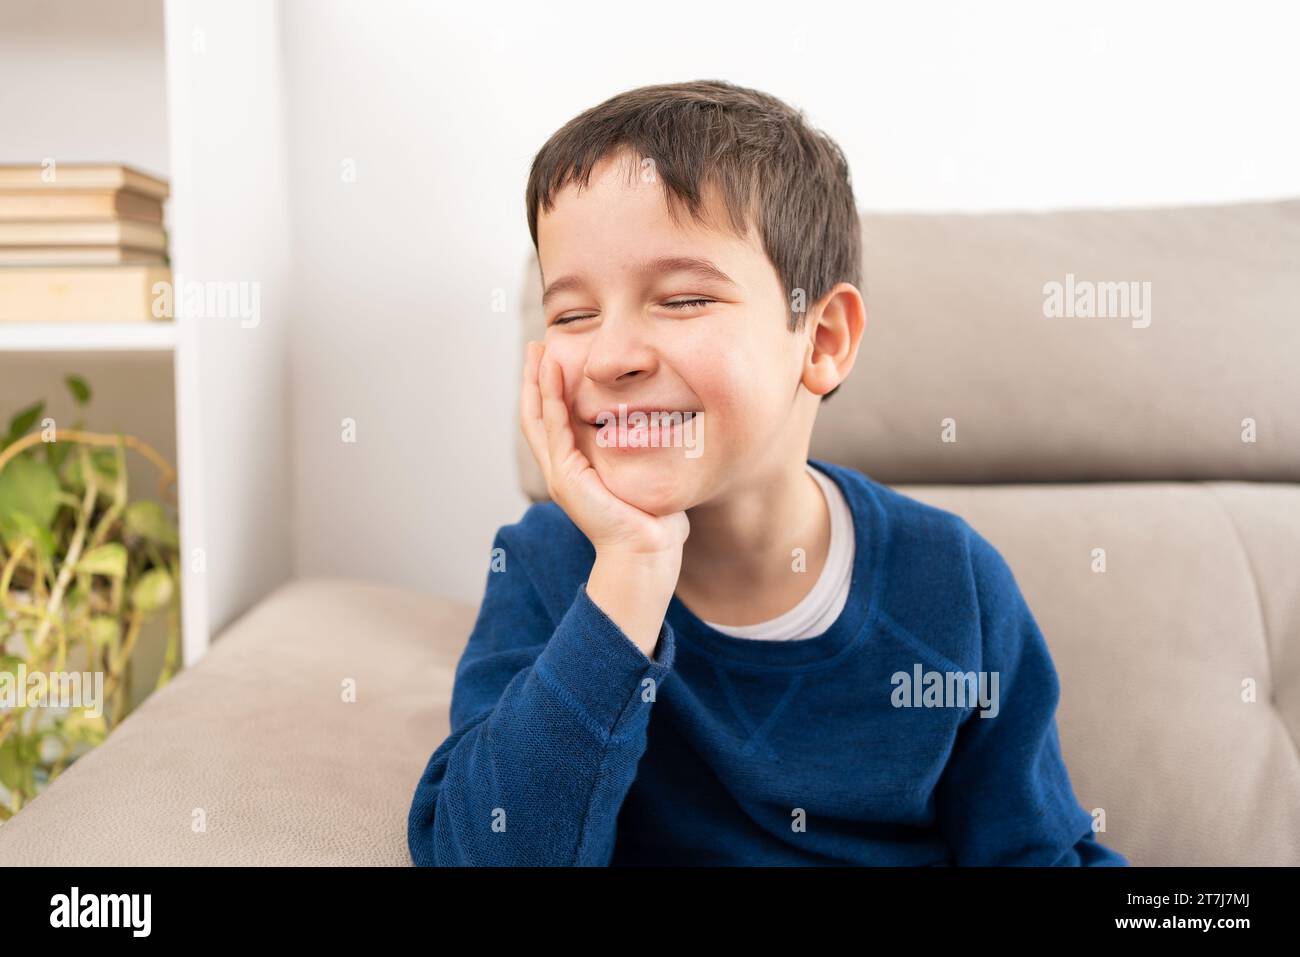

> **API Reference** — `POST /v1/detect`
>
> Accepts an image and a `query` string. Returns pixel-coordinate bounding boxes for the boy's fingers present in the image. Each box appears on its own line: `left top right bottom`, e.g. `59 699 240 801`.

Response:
539 356 578 483
520 341 540 422
520 342 551 486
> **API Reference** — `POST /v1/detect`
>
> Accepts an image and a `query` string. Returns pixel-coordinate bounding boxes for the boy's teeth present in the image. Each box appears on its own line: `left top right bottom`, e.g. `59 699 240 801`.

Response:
599 410 699 423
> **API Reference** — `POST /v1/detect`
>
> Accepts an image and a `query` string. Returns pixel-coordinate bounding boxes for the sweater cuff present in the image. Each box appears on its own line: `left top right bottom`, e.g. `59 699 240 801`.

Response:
533 581 676 736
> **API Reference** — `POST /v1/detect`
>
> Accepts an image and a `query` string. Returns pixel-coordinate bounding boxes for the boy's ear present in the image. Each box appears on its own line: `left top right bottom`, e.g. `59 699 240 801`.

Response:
802 282 866 398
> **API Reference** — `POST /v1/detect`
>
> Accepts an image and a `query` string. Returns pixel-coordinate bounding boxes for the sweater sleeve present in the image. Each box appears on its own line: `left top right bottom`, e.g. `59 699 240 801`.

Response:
933 528 1129 866
407 530 676 866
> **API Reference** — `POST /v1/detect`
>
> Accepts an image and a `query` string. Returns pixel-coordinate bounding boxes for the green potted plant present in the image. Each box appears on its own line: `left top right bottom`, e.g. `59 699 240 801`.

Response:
0 375 181 821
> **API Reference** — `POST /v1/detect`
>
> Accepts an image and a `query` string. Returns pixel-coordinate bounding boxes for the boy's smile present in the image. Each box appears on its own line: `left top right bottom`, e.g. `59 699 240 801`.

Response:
587 406 704 458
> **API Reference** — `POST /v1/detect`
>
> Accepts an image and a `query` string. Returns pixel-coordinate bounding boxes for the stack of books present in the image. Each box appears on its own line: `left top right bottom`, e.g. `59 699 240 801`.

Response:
0 163 172 323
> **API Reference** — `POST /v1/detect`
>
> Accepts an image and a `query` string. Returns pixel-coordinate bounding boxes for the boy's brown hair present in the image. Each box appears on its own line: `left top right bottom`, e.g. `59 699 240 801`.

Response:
525 79 861 401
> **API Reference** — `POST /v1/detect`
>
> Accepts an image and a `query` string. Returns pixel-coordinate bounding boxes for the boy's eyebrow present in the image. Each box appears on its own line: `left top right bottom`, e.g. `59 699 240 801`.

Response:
541 256 736 306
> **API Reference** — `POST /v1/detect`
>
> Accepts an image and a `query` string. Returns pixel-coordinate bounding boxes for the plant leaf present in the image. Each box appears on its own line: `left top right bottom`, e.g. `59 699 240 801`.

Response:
90 447 119 486
4 400 45 448
65 375 91 406
0 455 61 546
131 568 173 614
77 543 128 578
87 616 121 648
0 735 23 791
3 510 57 562
124 501 179 549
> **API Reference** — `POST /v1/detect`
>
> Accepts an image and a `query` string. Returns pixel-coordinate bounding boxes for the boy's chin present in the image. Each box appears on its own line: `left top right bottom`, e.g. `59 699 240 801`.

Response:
593 454 698 516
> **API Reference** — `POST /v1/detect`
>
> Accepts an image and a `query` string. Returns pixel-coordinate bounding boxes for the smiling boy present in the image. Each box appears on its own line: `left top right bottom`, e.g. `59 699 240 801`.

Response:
407 79 1128 866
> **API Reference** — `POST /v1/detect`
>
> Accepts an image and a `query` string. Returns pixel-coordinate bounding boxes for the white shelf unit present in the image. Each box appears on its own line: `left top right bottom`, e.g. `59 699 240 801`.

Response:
0 0 294 669
0 322 177 352
162 0 295 665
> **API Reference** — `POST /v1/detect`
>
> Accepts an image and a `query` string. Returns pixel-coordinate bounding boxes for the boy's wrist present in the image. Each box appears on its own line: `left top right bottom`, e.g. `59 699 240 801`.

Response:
595 544 682 576
587 551 680 657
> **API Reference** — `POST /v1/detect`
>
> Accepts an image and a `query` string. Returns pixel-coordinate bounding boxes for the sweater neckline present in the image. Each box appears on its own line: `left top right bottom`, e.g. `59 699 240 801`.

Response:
699 463 854 640
666 458 886 671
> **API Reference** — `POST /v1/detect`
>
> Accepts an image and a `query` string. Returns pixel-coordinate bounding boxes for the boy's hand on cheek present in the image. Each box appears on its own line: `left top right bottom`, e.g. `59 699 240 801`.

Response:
521 341 687 656
521 341 690 559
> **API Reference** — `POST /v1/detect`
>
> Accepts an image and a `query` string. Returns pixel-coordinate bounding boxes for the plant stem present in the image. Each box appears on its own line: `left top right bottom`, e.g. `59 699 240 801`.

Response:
30 447 98 657
86 435 128 554
0 428 176 503
0 539 31 606
104 611 143 722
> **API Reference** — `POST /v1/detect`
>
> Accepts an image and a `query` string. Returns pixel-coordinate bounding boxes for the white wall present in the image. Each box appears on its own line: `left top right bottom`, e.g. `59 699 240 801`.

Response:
280 0 1300 606
0 0 170 180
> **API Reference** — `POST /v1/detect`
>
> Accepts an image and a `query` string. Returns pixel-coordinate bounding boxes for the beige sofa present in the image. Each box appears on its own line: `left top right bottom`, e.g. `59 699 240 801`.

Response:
2 198 1297 865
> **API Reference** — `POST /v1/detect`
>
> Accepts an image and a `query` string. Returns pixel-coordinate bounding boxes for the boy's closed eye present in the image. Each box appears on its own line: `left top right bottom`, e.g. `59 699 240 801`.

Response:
551 297 718 326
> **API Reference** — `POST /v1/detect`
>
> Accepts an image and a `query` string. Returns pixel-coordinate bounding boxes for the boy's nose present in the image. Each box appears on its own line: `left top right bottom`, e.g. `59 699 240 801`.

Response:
582 315 659 386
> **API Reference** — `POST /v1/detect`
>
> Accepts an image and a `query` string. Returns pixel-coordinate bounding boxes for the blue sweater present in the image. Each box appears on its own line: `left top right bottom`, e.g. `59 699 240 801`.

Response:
408 458 1129 866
